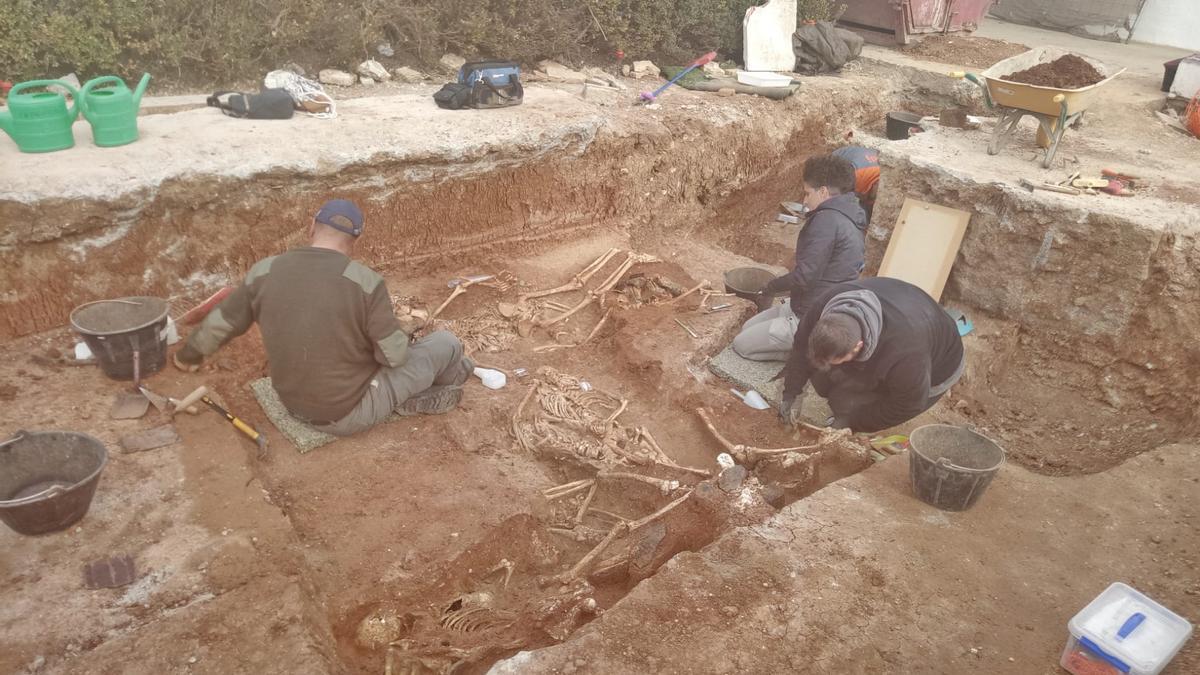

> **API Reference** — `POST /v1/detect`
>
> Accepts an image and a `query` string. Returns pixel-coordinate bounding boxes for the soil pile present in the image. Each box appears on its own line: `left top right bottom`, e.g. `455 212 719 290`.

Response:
1004 54 1104 89
901 36 1029 70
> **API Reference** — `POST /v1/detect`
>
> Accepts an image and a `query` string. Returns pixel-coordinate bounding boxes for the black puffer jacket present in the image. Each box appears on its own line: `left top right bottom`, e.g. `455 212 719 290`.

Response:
764 192 867 318
782 277 964 432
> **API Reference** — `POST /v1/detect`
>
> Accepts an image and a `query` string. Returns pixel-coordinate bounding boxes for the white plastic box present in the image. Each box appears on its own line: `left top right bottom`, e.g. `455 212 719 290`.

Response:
1061 583 1193 675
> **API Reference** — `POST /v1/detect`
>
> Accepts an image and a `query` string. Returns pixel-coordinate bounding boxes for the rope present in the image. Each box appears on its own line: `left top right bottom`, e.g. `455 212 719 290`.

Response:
263 70 337 119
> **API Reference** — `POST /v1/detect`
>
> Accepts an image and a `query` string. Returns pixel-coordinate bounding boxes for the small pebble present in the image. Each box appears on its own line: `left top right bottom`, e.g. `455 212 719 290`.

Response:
722 605 740 617
188 656 198 664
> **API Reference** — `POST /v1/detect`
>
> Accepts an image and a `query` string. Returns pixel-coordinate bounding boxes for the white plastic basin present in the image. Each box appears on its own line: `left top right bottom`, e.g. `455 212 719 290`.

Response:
736 71 793 88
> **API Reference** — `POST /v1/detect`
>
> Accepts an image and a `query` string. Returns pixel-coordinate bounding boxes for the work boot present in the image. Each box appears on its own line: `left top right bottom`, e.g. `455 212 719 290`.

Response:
395 384 463 416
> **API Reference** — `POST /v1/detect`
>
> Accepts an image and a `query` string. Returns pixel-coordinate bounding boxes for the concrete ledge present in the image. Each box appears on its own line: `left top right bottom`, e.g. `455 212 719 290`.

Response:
1 89 602 226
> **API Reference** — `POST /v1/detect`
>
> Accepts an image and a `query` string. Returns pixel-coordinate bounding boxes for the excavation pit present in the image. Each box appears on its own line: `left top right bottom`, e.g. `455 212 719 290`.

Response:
2 42 1199 674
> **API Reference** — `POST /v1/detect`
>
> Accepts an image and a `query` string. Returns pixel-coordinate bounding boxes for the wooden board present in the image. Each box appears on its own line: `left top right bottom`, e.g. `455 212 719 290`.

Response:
877 198 970 301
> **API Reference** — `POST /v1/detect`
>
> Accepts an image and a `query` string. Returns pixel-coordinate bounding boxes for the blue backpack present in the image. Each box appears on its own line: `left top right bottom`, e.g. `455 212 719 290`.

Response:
434 60 523 110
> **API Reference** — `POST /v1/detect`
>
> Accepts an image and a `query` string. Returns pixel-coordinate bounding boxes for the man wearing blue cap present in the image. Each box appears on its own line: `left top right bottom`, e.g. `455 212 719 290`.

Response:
175 199 472 436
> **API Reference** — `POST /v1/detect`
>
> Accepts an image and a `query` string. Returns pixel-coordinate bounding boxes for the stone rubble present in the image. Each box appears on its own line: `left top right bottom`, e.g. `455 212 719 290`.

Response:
439 53 467 72
393 66 425 84
538 60 587 84
356 59 392 82
317 69 355 87
630 60 661 80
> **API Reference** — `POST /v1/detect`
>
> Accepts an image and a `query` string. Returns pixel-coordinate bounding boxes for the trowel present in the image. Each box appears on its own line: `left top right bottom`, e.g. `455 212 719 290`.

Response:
138 384 208 416
730 388 771 410
109 391 150 419
109 350 149 419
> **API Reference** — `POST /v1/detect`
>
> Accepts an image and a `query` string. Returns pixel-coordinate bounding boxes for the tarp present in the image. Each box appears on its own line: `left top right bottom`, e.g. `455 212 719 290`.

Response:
989 0 1146 42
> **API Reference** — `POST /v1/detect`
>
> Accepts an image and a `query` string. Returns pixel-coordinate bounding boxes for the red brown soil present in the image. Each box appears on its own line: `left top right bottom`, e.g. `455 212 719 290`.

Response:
1004 54 1104 89
174 238 860 673
901 35 1029 70
0 233 862 673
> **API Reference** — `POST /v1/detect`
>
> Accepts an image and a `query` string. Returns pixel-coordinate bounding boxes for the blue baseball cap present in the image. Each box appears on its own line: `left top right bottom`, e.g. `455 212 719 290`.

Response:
314 199 364 237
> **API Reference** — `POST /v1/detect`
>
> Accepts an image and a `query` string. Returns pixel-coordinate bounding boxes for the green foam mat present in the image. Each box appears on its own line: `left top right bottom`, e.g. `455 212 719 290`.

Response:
249 378 338 453
707 346 832 423
708 345 785 406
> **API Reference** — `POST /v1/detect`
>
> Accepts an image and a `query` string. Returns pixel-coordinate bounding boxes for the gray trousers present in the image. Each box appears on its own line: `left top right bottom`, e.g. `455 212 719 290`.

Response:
732 302 800 362
316 330 469 437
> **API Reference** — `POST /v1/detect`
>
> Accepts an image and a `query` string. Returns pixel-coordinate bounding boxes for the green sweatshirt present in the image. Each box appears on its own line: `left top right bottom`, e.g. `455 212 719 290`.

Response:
178 247 409 422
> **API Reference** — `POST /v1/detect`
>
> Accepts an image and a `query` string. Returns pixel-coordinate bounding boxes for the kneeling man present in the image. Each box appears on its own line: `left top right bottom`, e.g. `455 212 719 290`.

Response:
781 277 964 433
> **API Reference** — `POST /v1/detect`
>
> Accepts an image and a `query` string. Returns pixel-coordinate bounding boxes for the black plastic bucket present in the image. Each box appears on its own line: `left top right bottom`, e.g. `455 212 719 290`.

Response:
886 111 923 140
724 267 779 312
70 296 170 381
908 424 1004 511
0 431 108 535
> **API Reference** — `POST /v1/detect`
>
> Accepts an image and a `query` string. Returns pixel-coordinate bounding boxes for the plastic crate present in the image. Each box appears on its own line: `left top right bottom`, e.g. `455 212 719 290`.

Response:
1061 583 1193 675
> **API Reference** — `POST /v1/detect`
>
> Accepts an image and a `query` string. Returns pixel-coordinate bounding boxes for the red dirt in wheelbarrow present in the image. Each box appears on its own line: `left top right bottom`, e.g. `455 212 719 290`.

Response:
1004 54 1104 89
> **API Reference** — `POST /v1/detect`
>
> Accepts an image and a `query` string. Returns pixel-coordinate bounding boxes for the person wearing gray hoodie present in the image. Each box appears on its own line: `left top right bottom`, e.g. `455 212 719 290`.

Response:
781 277 965 432
732 154 868 362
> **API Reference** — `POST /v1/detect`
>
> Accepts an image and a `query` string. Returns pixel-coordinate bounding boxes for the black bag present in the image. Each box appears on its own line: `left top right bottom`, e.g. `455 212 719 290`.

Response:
433 83 473 110
792 21 864 75
433 60 523 110
206 88 295 119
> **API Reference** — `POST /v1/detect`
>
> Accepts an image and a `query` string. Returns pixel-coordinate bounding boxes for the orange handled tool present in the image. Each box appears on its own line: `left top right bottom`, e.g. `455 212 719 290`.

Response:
201 395 267 455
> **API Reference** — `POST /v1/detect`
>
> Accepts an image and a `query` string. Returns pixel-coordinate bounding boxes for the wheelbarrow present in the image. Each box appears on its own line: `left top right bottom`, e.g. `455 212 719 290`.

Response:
958 47 1125 168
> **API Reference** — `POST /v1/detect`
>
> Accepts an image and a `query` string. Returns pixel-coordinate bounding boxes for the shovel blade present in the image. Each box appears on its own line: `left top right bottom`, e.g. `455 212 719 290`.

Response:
110 391 150 420
138 386 170 413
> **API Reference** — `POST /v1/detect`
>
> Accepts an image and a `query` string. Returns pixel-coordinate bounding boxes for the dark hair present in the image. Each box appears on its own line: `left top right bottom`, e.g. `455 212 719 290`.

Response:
808 313 862 365
802 155 856 195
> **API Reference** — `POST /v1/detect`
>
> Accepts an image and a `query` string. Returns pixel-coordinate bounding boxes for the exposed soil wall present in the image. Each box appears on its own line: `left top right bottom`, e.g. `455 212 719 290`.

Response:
0 88 884 342
870 149 1200 470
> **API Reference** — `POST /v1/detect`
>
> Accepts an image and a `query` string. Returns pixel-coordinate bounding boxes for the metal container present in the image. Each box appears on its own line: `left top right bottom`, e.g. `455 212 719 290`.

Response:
839 0 999 45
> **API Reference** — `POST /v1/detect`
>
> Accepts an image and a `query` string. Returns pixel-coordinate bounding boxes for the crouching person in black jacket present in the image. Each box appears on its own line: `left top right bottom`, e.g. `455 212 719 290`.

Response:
780 277 965 433
731 154 867 362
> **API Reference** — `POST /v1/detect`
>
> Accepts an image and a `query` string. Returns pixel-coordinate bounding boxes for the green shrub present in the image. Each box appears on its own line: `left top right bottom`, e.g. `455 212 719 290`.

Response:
0 0 782 86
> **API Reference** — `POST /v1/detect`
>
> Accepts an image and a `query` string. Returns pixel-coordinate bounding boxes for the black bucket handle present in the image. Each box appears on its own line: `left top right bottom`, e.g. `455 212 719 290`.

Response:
0 484 68 507
0 431 71 507
0 431 24 450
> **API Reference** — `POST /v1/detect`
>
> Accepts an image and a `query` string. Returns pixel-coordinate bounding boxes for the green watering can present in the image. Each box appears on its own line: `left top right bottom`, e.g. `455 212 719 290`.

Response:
80 73 151 147
0 80 81 153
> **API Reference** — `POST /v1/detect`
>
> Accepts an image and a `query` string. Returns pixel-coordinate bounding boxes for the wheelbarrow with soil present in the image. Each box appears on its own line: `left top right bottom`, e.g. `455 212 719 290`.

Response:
958 47 1125 168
